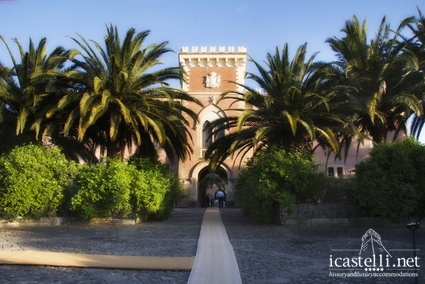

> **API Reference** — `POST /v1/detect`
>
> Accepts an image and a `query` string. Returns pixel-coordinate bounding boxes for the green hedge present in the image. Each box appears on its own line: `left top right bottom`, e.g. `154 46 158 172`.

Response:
0 144 77 219
0 145 181 221
69 158 182 221
130 158 182 220
353 138 425 222
235 148 326 223
69 159 133 220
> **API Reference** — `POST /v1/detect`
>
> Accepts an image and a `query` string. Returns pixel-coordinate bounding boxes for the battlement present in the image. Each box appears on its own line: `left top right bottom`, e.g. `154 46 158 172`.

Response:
179 46 248 91
180 46 247 53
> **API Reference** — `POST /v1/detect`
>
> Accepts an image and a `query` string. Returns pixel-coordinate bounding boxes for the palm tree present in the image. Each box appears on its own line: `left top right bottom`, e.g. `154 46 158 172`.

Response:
199 168 228 192
0 36 70 139
206 43 352 167
0 37 99 161
405 8 425 139
45 25 201 161
325 16 423 144
0 62 26 153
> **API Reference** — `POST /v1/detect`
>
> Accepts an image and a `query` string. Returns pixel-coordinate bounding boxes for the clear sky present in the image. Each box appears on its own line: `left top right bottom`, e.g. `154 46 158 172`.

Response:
1 0 424 139
1 0 423 67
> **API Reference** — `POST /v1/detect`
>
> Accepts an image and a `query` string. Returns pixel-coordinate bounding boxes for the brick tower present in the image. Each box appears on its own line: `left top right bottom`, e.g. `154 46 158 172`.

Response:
177 46 250 207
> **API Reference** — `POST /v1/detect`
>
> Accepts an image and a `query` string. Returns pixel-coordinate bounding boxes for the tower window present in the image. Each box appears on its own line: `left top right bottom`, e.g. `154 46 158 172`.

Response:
203 121 212 148
203 121 224 149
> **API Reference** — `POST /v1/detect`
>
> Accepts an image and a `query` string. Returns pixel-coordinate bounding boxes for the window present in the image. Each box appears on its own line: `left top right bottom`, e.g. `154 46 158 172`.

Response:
203 121 224 149
215 122 224 141
328 166 344 177
203 121 212 148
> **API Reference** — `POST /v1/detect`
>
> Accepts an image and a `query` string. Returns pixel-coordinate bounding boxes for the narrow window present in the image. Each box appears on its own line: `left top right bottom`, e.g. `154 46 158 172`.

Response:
328 167 334 177
337 167 343 177
203 121 212 148
215 123 224 141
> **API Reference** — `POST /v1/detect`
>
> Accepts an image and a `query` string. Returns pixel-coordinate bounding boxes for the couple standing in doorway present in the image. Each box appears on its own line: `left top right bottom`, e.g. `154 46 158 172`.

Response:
206 190 225 208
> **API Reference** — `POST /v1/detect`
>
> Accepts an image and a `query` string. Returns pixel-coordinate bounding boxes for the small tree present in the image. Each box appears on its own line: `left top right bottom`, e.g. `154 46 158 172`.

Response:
235 148 325 223
70 158 132 220
130 158 182 221
353 138 425 222
70 158 181 221
0 144 77 219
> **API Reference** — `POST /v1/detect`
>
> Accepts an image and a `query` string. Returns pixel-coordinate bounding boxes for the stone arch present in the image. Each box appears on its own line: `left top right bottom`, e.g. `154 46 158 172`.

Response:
195 104 227 148
198 167 228 207
188 161 233 207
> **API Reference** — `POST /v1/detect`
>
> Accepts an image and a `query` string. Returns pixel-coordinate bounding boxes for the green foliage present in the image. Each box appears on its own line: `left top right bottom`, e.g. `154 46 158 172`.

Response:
206 43 348 169
69 158 181 221
130 158 182 221
45 25 201 162
353 138 425 222
235 148 325 223
321 177 355 203
0 144 77 219
70 158 132 220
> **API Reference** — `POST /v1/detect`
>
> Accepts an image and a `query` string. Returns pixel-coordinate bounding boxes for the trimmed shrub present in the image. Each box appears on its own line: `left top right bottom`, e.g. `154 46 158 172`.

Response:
70 158 132 220
130 158 182 221
235 148 326 223
353 138 425 222
0 144 78 219
69 158 181 221
321 176 355 203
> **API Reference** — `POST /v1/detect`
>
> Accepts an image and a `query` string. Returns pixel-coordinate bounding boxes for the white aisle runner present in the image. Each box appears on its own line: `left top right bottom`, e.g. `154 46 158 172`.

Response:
187 207 242 284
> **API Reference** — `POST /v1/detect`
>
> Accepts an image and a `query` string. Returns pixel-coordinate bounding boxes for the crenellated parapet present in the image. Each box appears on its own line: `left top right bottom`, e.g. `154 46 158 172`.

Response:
179 46 247 92
180 46 247 53
179 46 247 68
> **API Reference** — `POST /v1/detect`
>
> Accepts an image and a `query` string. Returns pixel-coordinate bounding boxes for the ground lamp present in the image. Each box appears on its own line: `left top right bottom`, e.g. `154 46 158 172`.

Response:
406 213 420 283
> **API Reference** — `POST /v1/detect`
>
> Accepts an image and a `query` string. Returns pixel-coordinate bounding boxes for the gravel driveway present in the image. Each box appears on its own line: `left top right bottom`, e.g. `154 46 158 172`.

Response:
0 208 423 284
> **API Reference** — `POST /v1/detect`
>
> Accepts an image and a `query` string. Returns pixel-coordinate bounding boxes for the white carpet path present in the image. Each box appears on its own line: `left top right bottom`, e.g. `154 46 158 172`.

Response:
188 207 242 284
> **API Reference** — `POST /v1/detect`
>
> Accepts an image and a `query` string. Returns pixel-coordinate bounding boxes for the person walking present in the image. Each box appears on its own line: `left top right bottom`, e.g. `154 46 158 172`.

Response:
206 193 211 207
210 193 215 207
217 190 225 208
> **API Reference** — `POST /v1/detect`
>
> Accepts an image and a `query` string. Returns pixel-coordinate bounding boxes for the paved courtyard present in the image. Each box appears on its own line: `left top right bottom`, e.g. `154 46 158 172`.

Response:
0 208 423 283
221 209 424 283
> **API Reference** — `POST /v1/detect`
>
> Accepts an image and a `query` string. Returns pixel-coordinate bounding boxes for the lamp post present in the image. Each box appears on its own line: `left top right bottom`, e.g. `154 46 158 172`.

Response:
406 213 420 284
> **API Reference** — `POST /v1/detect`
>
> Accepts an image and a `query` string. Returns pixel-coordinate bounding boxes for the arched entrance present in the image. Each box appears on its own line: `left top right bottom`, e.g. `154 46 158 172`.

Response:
197 167 228 208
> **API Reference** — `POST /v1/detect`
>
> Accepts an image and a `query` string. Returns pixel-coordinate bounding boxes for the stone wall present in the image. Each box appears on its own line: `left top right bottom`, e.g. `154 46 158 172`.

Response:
0 217 140 228
280 203 359 225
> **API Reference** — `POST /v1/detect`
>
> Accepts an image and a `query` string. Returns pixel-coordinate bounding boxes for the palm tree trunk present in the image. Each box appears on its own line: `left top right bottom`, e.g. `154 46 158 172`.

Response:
107 141 124 160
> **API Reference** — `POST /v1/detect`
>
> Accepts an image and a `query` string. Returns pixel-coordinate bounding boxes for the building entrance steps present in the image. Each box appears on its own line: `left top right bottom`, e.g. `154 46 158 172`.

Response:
188 207 242 284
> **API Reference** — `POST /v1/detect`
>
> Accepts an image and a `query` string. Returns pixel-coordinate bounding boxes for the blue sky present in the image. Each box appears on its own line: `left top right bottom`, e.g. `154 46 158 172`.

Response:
1 0 424 139
1 0 423 66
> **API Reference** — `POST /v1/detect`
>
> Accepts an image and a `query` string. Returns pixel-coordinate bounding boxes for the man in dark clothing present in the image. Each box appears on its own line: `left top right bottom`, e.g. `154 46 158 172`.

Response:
217 190 225 208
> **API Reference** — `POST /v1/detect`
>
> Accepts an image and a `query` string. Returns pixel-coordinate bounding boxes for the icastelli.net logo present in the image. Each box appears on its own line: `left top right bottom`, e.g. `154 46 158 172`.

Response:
329 228 420 279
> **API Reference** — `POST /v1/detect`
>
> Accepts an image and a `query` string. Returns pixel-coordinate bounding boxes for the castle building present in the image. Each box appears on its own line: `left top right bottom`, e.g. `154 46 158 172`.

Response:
174 46 372 207
175 46 251 207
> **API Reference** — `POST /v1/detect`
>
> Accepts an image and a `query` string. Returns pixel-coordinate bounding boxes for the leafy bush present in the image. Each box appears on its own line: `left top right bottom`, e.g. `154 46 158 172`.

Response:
0 145 181 221
69 158 181 221
0 144 78 219
130 158 182 221
235 148 325 223
321 176 355 203
70 158 132 220
353 138 425 222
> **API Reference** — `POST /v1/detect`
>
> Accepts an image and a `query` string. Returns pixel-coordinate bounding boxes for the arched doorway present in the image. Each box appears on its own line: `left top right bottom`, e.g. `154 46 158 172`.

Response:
197 167 228 207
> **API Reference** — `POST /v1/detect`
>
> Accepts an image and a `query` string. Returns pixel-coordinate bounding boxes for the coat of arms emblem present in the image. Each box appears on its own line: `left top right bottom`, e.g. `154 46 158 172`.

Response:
205 72 220 88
